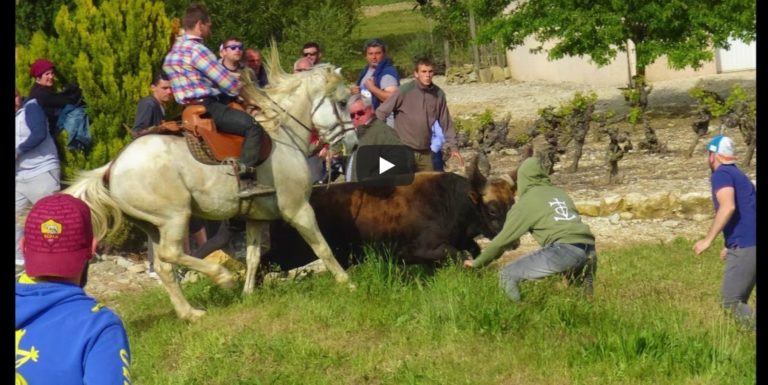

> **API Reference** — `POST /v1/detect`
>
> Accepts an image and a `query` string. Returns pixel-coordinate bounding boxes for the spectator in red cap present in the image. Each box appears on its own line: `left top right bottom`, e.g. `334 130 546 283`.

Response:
15 194 132 385
28 58 83 157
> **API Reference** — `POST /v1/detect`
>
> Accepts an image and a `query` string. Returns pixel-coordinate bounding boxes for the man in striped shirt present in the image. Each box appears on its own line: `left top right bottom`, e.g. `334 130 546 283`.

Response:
163 3 269 198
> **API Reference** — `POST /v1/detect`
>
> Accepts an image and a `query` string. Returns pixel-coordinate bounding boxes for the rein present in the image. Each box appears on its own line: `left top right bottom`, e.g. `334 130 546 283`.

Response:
250 85 353 150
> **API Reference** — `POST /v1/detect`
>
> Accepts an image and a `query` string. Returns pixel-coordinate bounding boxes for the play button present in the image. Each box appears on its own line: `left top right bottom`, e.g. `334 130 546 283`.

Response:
379 157 395 174
355 145 416 185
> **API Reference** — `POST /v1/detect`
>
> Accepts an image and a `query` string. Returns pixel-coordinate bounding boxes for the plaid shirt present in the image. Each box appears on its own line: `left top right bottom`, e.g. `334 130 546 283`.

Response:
162 34 240 104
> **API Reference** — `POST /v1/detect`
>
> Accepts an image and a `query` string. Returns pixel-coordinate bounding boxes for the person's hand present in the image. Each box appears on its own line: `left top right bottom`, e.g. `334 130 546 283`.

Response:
350 85 360 95
692 238 711 255
364 77 376 90
719 247 728 261
450 150 465 168
318 144 329 158
463 259 474 269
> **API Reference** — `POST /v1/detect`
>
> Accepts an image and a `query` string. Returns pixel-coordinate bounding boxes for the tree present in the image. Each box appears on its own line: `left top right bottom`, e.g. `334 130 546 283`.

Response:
15 0 173 180
477 0 755 77
416 0 508 69
15 0 72 46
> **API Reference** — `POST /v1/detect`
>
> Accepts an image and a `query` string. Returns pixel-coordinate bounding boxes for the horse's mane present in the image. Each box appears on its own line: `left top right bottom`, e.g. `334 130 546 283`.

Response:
240 43 346 134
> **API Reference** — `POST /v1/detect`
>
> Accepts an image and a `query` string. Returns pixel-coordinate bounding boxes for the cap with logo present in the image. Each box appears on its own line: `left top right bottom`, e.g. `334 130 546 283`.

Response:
707 135 737 164
22 194 94 278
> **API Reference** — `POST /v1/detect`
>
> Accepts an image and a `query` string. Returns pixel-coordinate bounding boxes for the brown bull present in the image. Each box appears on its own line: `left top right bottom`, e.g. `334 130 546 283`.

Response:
262 155 522 269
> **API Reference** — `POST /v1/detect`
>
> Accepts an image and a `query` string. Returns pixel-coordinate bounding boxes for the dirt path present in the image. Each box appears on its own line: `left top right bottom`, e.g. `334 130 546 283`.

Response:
85 70 757 300
362 2 415 17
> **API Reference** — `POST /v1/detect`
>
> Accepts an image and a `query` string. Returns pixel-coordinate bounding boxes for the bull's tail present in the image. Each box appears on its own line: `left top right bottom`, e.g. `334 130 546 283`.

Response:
63 164 124 241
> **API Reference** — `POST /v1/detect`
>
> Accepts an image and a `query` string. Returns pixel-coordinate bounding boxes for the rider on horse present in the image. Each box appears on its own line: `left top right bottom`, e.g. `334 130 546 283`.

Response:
162 3 271 198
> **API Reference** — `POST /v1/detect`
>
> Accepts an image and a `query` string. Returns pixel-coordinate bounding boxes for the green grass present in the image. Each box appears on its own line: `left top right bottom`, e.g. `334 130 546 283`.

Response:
113 237 755 385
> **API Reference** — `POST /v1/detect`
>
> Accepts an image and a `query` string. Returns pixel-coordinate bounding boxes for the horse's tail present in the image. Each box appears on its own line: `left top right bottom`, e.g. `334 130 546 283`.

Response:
63 164 124 241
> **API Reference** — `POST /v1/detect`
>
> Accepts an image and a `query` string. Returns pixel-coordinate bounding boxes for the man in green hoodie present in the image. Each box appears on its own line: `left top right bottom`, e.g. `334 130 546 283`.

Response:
463 156 597 301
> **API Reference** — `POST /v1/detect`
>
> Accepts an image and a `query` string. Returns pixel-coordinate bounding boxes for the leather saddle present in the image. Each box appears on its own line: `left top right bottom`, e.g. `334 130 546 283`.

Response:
181 103 272 163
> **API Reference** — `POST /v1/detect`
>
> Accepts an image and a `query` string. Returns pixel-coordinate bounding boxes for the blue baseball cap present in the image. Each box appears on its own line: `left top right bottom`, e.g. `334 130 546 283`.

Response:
707 135 737 164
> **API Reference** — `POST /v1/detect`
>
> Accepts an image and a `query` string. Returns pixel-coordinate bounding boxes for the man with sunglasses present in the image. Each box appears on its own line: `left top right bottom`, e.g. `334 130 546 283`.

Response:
218 37 256 101
344 94 412 182
301 42 322 65
163 3 271 197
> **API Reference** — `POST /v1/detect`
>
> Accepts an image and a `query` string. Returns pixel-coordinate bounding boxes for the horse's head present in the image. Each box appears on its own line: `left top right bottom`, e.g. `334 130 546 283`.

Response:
240 58 352 151
300 64 353 146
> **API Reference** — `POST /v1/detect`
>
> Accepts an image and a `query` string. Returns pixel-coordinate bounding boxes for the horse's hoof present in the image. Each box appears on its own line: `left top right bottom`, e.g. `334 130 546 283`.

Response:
335 273 351 285
181 308 207 321
214 268 236 289
242 285 254 295
347 282 357 291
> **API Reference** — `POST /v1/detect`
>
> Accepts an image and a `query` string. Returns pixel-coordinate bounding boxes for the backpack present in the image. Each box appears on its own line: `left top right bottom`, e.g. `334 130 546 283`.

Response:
56 104 92 152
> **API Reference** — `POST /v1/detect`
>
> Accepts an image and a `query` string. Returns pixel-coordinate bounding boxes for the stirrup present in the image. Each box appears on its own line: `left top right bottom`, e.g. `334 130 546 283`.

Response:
237 182 275 198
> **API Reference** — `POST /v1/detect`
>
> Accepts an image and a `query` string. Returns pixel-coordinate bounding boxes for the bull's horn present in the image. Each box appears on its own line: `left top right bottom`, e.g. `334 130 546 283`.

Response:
499 174 515 187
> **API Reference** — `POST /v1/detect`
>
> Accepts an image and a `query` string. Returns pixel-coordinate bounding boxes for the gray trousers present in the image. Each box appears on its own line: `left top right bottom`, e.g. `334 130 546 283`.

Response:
721 246 756 328
499 243 597 301
16 169 61 265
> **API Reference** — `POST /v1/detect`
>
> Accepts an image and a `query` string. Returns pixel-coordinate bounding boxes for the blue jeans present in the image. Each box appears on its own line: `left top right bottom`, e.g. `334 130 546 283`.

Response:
431 150 444 171
498 243 597 301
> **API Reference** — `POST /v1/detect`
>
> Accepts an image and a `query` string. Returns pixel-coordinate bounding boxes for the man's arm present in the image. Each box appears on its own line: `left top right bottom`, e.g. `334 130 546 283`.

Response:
437 96 464 167
693 186 736 254
192 47 241 96
469 206 529 268
375 88 400 121
365 76 398 104
131 98 155 133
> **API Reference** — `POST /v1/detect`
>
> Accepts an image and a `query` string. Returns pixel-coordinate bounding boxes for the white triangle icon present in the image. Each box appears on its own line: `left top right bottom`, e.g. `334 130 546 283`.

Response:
379 157 395 174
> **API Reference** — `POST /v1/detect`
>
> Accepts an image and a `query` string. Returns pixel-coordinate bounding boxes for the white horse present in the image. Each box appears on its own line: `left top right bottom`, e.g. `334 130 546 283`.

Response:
65 55 354 321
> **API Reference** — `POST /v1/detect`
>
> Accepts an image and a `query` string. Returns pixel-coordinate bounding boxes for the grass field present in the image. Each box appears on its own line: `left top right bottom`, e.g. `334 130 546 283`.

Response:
111 237 755 384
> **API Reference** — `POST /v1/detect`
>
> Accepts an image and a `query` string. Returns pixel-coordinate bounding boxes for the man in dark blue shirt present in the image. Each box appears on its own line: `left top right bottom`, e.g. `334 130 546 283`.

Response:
693 135 756 329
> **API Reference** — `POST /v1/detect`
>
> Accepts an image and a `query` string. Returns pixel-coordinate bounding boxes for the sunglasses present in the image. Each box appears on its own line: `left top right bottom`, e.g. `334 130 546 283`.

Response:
225 44 243 51
303 51 319 57
349 110 366 119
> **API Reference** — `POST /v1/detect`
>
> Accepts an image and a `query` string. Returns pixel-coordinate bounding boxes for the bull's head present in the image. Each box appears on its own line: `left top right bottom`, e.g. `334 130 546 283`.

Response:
466 146 534 248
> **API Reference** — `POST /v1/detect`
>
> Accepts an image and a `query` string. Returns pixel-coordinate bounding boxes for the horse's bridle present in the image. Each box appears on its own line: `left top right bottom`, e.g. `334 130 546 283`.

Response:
251 86 353 150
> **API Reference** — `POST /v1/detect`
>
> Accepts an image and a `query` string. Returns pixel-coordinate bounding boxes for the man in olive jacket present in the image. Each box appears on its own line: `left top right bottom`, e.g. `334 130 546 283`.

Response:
464 156 597 301
346 94 413 182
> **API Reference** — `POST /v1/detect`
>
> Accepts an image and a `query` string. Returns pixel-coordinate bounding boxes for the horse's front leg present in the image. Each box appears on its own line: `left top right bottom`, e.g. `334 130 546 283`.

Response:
155 219 236 319
283 203 353 287
243 220 266 294
152 226 207 321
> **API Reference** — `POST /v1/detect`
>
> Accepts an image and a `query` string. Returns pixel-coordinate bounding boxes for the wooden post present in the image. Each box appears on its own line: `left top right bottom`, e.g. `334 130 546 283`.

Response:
443 39 450 73
469 9 480 72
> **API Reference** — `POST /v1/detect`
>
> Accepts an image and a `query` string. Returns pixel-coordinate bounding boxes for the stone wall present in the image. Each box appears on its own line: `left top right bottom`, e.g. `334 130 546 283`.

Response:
575 191 713 221
446 64 511 85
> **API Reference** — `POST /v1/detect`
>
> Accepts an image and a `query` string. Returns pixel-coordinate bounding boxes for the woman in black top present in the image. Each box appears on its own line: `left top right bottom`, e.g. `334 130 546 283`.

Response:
27 58 82 158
